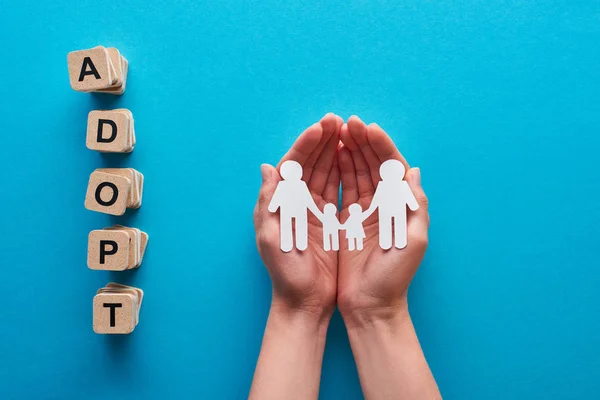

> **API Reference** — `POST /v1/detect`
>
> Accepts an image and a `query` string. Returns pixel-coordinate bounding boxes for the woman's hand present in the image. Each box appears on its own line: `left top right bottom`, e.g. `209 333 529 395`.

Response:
335 116 439 400
250 114 343 400
253 113 343 319
337 116 430 326
251 114 440 400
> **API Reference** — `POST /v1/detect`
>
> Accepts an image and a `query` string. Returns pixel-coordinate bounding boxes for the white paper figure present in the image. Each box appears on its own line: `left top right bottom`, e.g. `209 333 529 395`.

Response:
342 203 366 251
322 203 342 251
362 160 419 249
268 160 323 252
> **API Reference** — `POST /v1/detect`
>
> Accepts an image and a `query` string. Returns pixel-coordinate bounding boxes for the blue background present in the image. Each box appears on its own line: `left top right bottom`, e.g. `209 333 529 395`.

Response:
1 1 599 399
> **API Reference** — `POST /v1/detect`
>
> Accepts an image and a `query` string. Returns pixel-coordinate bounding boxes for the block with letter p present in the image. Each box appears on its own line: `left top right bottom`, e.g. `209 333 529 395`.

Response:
88 229 130 270
88 226 149 270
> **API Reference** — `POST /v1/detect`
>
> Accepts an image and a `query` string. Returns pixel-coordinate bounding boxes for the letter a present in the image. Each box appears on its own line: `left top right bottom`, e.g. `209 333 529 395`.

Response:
79 57 101 81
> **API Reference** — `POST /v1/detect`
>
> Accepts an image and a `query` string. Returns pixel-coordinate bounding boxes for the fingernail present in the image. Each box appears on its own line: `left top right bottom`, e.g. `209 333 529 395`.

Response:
413 167 421 185
260 164 270 183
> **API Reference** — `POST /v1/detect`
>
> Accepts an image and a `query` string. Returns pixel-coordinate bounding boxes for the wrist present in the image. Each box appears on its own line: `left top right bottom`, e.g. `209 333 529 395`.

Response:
270 297 333 330
340 297 411 331
342 300 442 400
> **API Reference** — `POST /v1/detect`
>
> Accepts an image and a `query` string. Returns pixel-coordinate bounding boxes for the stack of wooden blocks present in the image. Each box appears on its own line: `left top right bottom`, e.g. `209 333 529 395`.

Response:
85 168 144 215
87 109 136 152
68 46 147 335
68 46 128 94
88 226 148 271
93 283 143 334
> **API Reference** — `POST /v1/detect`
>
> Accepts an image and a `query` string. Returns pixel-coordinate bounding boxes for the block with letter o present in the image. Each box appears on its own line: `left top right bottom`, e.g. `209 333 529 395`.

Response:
84 168 143 215
84 170 131 215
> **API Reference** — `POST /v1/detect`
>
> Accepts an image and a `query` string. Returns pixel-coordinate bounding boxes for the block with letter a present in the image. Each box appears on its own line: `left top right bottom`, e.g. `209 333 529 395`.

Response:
67 46 128 94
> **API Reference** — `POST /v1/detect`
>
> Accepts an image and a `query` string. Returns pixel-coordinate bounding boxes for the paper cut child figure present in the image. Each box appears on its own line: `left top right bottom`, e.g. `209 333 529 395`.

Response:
343 203 367 251
322 203 342 251
362 160 419 250
268 160 324 252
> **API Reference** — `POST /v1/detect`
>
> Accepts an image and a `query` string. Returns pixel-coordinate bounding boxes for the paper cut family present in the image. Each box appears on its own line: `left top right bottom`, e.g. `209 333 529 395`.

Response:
268 160 419 252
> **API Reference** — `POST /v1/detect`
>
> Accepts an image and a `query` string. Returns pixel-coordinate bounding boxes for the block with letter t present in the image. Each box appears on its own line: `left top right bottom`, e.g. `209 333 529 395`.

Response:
93 283 143 334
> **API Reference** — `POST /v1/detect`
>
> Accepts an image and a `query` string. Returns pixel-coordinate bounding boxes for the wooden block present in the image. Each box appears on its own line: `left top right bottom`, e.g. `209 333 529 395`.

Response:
87 229 130 270
139 231 149 262
96 50 128 95
93 283 143 334
105 225 149 269
133 170 144 208
84 170 131 216
105 283 144 310
96 168 136 206
113 227 138 268
67 47 115 92
86 110 132 153
93 292 136 334
105 48 123 86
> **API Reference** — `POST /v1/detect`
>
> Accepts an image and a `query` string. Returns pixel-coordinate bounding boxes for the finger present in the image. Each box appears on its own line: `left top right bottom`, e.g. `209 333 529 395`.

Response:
277 122 323 169
341 123 374 198
338 145 359 208
334 114 344 133
302 113 337 182
347 115 382 184
339 120 358 150
367 122 409 170
405 168 430 244
253 164 282 230
322 151 340 205
308 127 339 195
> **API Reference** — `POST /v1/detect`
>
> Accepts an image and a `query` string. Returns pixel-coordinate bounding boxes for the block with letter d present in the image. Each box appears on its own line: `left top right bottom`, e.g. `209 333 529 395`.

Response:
86 109 135 153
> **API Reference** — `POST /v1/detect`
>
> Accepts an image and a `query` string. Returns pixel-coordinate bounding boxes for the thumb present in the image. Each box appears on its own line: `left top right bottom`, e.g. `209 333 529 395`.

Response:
254 164 281 224
406 167 430 232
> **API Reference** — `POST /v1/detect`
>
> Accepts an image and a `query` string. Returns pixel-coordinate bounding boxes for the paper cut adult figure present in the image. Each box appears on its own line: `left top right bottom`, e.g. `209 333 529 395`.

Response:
322 203 342 251
268 160 324 252
362 159 419 249
342 203 367 251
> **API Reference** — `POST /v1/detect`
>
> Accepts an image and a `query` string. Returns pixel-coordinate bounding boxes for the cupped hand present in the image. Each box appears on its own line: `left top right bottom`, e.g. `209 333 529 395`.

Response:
254 113 343 318
337 116 430 326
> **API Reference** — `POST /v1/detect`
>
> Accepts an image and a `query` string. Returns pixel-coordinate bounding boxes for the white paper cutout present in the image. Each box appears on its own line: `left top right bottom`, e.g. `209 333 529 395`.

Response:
362 160 419 249
342 203 366 251
322 203 341 251
268 159 418 252
268 160 323 252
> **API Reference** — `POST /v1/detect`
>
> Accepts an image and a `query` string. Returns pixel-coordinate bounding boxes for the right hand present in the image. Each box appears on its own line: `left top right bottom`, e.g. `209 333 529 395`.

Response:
336 116 430 327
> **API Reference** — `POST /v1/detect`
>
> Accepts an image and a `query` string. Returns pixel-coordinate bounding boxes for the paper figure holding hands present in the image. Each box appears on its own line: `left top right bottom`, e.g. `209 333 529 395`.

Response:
342 203 367 251
268 160 323 252
322 203 342 251
268 158 419 252
362 160 419 249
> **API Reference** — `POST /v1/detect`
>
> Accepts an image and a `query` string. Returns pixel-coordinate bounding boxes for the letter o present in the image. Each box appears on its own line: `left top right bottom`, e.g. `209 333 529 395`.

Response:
95 182 118 206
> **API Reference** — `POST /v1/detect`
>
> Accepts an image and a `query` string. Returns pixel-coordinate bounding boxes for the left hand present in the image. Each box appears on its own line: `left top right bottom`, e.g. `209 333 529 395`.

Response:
253 113 343 319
